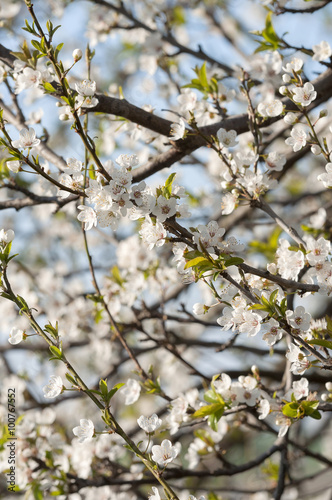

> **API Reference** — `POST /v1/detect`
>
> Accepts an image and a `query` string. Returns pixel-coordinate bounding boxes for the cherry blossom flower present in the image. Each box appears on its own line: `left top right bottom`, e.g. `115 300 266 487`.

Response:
8 327 24 345
139 215 167 249
292 82 317 107
12 128 40 149
170 118 186 140
312 41 331 61
0 228 15 243
137 414 162 433
292 377 309 400
151 439 178 467
282 57 303 74
148 487 161 500
43 375 64 398
152 196 177 222
257 399 270 420
261 318 284 346
15 67 41 94
257 99 283 117
177 89 197 112
193 221 225 251
217 128 238 148
121 378 141 405
77 205 97 231
285 124 307 152
265 151 286 171
6 160 21 173
275 413 291 437
286 306 311 332
306 236 331 265
75 79 96 96
73 419 95 443
286 343 310 375
238 310 262 337
317 163 332 188
220 191 237 215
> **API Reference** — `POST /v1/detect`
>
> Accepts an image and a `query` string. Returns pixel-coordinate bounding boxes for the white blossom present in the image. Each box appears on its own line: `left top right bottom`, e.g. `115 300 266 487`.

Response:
72 419 95 443
8 327 24 345
285 124 307 152
257 99 283 117
292 82 317 107
151 439 178 467
317 163 332 188
12 128 40 149
0 228 15 243
312 41 331 61
170 118 186 140
121 378 141 405
217 128 238 147
77 205 97 231
137 414 162 433
43 375 63 398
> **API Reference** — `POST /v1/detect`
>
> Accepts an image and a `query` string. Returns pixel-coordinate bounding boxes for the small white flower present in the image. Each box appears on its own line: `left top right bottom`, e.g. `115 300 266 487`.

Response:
283 112 298 125
257 399 270 420
0 228 15 243
257 99 283 117
312 41 331 62
170 118 186 140
318 163 332 188
149 487 161 500
6 160 21 173
77 205 97 231
282 58 303 74
266 151 286 171
137 414 162 433
12 128 40 149
292 82 317 107
286 306 311 332
152 196 177 222
43 375 63 399
121 378 141 405
217 128 238 148
151 439 178 467
285 124 307 152
75 79 96 96
72 419 95 443
220 192 237 215
292 378 309 400
8 327 24 345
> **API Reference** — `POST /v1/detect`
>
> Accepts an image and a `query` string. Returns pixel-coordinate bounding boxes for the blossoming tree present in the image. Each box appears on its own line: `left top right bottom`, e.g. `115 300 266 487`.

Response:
0 0 332 499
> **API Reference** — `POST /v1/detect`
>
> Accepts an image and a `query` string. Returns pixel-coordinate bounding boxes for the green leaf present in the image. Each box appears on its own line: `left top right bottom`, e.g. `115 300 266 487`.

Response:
184 256 210 270
224 257 244 267
282 401 300 418
49 346 62 360
307 339 332 349
193 402 224 419
43 82 56 93
99 379 108 398
204 389 219 404
262 12 280 49
165 172 176 188
55 42 64 60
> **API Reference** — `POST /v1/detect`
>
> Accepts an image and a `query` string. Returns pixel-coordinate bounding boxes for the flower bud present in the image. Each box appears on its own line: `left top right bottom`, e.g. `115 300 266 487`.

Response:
72 48 82 62
319 109 328 118
282 74 291 83
311 144 321 155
